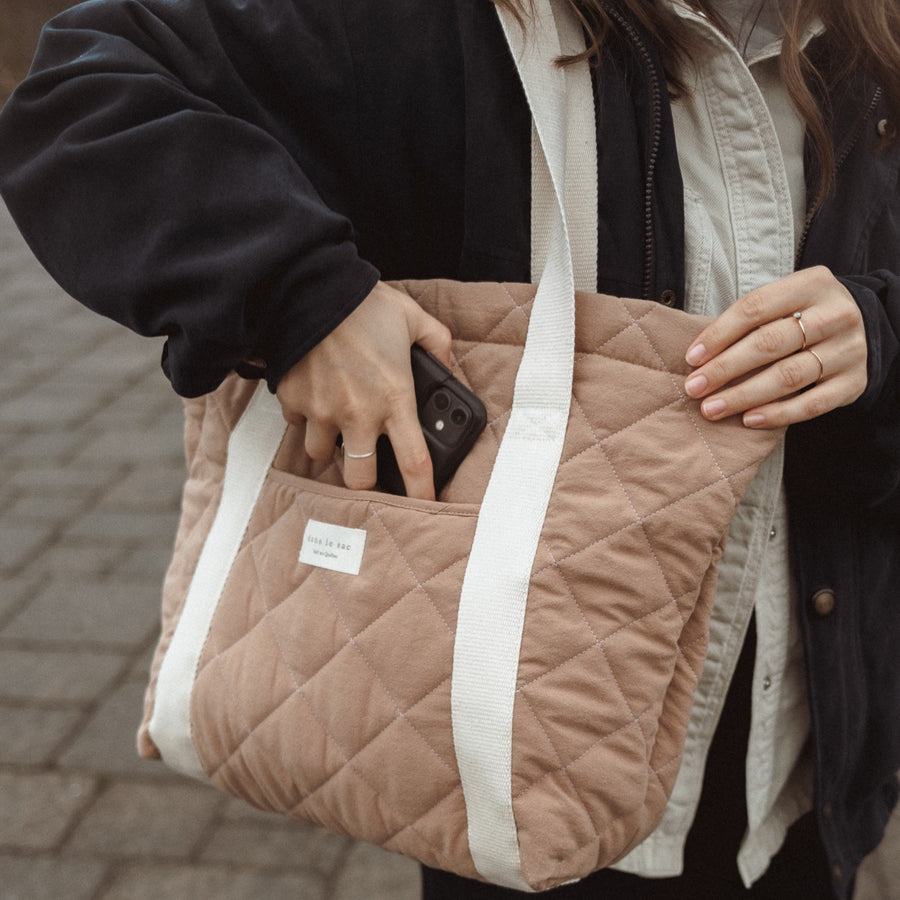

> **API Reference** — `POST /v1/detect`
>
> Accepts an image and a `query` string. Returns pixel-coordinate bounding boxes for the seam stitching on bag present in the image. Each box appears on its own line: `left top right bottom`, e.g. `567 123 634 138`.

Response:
598 437 685 621
368 506 457 633
198 502 471 673
624 303 740 506
538 540 652 751
314 572 459 773
511 706 654 802
517 690 606 838
453 284 533 369
529 477 742 582
201 547 460 871
199 505 465 792
516 588 693 692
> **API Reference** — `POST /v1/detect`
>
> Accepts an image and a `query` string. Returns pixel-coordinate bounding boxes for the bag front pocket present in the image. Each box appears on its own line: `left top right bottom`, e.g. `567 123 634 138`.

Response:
189 469 481 847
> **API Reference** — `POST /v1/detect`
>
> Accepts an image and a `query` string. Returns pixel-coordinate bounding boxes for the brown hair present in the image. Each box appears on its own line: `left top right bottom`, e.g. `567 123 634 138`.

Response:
493 0 900 210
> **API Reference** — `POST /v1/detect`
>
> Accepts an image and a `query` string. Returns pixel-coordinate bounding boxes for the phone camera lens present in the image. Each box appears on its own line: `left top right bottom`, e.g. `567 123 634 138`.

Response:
450 407 468 426
433 390 451 411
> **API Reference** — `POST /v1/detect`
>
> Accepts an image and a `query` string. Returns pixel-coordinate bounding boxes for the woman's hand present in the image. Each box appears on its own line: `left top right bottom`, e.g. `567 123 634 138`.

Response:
275 281 452 500
683 266 868 427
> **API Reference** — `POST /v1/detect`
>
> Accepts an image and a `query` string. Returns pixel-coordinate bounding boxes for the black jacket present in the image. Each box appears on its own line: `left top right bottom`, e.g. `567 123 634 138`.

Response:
0 2 898 896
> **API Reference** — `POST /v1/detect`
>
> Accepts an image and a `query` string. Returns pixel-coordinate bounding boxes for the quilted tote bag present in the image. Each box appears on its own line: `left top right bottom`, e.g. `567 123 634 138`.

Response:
138 2 785 891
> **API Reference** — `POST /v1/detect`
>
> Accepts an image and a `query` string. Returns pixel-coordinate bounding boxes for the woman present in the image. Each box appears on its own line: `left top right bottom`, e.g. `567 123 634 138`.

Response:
0 1 897 897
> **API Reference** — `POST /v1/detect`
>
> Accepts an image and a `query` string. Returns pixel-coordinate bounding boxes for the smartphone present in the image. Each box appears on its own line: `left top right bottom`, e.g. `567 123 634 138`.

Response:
376 345 487 496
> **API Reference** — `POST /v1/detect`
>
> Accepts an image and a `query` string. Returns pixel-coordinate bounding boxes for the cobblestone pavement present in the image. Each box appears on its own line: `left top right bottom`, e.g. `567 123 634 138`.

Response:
0 200 420 899
0 196 897 900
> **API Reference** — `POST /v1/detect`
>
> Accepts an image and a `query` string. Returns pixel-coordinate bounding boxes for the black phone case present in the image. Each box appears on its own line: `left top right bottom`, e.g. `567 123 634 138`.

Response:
376 345 487 496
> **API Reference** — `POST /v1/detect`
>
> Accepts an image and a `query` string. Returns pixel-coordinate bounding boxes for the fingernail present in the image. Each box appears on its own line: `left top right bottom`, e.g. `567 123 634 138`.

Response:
701 398 726 418
685 343 706 366
684 374 707 397
743 412 766 427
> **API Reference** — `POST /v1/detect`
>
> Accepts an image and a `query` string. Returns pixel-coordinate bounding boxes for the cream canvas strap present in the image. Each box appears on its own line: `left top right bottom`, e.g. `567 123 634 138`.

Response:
451 1 597 890
530 1 598 291
148 385 287 778
148 0 598 886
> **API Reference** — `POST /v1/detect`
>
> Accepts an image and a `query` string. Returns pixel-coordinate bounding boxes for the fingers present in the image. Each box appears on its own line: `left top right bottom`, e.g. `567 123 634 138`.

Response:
684 311 814 399
408 304 453 368
694 346 831 425
386 418 436 501
683 267 867 428
684 267 833 368
275 280 446 499
338 427 379 491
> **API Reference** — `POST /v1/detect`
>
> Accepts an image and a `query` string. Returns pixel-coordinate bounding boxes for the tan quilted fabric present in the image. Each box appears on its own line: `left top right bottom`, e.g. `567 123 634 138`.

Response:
139 281 784 890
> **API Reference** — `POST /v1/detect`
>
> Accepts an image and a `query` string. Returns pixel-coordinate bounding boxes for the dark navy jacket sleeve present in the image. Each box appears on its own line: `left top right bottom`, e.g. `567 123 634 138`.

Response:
815 271 900 516
789 82 900 521
0 0 379 396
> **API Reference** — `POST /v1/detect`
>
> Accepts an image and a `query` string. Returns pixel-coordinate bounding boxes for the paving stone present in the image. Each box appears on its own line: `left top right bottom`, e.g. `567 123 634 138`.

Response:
0 648 126 703
3 578 162 648
66 780 222 859
4 430 93 465
199 821 348 875
0 854 107 900
99 863 327 900
220 795 302 825
114 545 175 582
0 390 108 429
9 317 120 359
6 463 119 495
0 523 53 573
0 705 83 765
54 344 159 383
0 575 38 625
39 542 130 579
74 424 185 467
101 465 185 512
6 492 90 523
0 770 96 851
59 681 168 778
64 509 180 545
90 390 178 427
125 642 157 683
331 842 420 900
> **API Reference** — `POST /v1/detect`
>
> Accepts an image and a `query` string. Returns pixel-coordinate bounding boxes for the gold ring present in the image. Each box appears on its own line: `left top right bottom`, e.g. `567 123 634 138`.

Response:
343 448 376 459
790 311 808 350
808 348 825 384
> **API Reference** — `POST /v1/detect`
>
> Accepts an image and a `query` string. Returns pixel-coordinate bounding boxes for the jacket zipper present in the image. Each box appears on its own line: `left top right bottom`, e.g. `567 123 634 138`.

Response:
795 87 882 267
601 3 664 299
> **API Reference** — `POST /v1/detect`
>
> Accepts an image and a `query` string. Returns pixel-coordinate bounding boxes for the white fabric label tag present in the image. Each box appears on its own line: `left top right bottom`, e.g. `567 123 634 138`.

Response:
299 519 367 575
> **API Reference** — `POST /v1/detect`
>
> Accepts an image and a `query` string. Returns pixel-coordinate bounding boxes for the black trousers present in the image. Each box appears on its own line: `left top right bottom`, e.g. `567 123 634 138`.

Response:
422 620 834 899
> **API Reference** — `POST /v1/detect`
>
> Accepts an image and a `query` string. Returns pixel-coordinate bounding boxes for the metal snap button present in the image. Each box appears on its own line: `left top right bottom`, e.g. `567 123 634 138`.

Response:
660 289 677 307
812 589 836 617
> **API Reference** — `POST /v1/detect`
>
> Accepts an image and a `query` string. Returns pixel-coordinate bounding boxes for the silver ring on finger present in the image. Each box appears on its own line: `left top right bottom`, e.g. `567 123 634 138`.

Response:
807 348 825 384
343 447 376 459
789 311 808 350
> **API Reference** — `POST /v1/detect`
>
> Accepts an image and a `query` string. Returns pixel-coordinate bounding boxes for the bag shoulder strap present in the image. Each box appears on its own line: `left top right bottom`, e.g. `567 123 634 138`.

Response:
531 3 598 289
451 1 595 890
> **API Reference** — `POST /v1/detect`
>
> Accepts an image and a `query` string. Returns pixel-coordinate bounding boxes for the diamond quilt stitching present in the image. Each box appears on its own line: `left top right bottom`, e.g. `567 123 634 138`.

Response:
534 537 659 751
195 491 480 861
368 505 458 634
202 544 464 861
517 689 608 838
512 706 656 803
147 280 785 889
529 475 741 583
